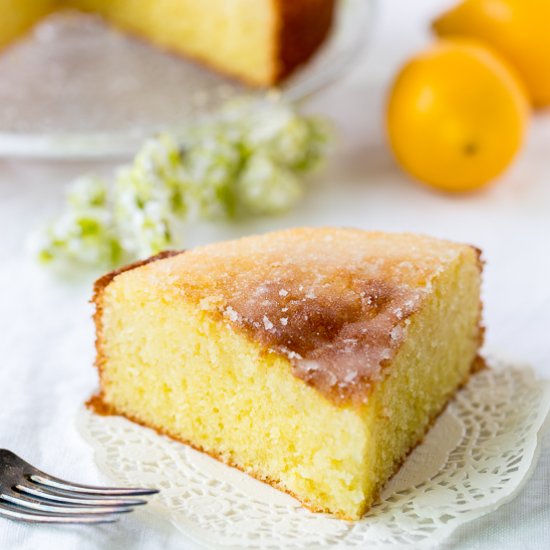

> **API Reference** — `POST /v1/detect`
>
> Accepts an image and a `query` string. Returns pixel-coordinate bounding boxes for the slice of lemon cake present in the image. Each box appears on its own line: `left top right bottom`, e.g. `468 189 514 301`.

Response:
90 228 483 519
69 0 335 86
1 0 335 86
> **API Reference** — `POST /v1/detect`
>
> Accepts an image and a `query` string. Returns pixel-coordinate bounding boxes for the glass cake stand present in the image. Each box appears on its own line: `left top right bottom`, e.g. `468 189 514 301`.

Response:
0 0 376 159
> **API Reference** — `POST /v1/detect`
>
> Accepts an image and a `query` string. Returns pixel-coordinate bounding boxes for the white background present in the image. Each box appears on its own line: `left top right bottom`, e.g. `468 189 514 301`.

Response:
1 0 549 548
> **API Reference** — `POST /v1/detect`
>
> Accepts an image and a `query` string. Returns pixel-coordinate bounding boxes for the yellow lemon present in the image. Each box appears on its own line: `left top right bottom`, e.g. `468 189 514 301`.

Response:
433 0 550 108
386 40 528 193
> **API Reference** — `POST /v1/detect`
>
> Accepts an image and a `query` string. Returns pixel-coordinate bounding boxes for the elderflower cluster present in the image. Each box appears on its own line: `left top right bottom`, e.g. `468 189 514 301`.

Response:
37 100 331 269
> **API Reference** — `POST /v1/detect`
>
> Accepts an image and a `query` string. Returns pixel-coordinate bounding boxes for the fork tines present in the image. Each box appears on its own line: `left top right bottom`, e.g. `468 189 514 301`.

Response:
0 449 158 524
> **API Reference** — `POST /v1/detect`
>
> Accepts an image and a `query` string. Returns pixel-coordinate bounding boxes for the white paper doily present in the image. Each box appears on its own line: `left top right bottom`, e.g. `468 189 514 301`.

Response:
77 361 550 549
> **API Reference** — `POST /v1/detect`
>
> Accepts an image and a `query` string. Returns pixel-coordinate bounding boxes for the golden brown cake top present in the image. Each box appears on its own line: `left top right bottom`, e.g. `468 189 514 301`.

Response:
101 228 478 403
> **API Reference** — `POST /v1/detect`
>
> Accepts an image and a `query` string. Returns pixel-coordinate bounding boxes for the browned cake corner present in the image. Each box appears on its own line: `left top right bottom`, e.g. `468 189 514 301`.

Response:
275 0 336 83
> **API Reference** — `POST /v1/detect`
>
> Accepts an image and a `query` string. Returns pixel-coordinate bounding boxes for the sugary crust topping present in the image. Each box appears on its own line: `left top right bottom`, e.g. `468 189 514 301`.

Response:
99 228 476 403
228 276 426 402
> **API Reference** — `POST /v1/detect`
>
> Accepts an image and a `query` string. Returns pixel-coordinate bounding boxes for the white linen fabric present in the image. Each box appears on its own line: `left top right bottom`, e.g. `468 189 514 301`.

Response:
1 1 549 548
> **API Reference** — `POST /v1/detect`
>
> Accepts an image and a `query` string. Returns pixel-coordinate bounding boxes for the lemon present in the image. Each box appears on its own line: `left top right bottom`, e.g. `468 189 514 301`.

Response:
386 40 528 193
433 0 550 109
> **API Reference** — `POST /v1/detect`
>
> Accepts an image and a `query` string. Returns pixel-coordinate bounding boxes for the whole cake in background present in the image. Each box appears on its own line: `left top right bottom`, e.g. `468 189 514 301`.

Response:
0 0 336 85
90 227 484 520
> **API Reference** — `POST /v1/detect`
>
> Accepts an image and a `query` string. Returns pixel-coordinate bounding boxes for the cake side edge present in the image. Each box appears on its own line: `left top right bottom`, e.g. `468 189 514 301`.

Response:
368 352 485 508
274 0 336 83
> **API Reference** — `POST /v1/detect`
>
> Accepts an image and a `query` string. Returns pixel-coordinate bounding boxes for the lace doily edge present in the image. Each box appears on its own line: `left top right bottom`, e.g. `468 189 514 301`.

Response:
75 366 550 548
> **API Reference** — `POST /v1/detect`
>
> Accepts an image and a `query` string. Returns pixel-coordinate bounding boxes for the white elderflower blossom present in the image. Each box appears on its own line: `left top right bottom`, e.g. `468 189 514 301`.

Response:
37 100 331 269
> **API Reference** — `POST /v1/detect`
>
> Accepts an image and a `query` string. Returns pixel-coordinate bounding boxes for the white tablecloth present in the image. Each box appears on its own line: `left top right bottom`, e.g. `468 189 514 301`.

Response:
1 1 549 548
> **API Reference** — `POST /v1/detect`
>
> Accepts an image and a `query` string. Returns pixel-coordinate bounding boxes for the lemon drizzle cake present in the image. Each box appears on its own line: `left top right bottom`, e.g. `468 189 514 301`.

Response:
90 228 484 519
0 0 335 86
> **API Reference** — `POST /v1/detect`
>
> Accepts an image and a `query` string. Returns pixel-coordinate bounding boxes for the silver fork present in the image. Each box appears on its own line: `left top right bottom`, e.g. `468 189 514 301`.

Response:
0 449 158 524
